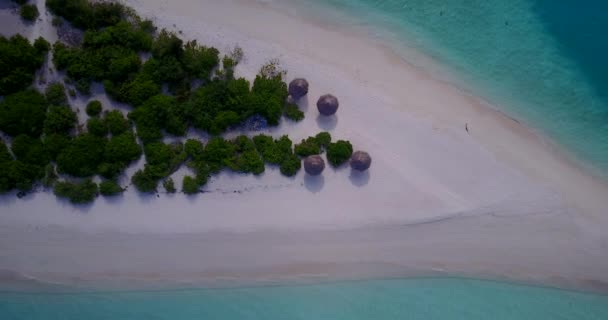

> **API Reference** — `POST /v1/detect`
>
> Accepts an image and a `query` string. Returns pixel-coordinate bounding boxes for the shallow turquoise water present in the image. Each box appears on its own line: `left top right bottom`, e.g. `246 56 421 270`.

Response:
1 278 607 319
296 0 608 176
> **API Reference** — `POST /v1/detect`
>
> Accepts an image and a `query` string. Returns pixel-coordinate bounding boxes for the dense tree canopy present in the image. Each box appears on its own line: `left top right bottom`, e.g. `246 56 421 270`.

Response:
0 35 48 95
44 105 77 135
0 90 48 137
56 134 107 177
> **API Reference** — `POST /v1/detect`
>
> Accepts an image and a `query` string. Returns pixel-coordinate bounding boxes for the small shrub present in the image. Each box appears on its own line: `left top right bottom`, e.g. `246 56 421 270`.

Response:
104 110 130 135
87 117 107 136
20 4 39 22
53 179 99 204
44 105 77 135
182 175 199 194
280 153 301 177
45 82 68 106
99 180 123 196
284 103 304 122
86 100 103 117
294 137 320 157
163 178 176 193
326 140 353 167
131 166 159 193
315 132 332 149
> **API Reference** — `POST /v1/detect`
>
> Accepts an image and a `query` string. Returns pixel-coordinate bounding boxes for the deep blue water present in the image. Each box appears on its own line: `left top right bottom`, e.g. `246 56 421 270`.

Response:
1 278 607 319
298 0 608 176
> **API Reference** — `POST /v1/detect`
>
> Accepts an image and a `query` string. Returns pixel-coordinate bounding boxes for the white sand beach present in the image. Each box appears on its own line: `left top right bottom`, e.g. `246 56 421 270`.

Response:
1 0 608 292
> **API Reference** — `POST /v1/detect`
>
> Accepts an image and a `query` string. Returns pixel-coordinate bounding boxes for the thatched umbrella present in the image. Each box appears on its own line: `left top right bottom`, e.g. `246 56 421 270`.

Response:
304 155 325 176
289 78 309 100
350 151 371 171
317 94 339 116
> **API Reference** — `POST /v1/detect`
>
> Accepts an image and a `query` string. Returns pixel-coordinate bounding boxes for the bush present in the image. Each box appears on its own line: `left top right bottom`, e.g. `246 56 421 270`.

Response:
43 133 71 160
104 132 141 165
56 134 106 177
11 134 49 166
0 89 48 137
86 100 102 117
45 82 68 106
326 140 353 167
128 95 185 143
104 110 130 135
182 175 199 195
9 160 44 192
184 139 205 161
253 134 293 165
225 136 264 175
19 4 39 22
0 35 48 95
284 103 304 122
46 0 127 30
203 137 235 173
53 179 98 204
181 40 220 80
315 132 332 149
163 178 176 193
131 165 160 193
294 137 320 157
44 106 77 135
99 180 123 196
87 117 108 136
280 153 301 177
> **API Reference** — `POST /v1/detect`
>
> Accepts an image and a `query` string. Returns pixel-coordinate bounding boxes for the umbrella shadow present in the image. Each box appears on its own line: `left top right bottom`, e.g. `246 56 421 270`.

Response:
304 174 325 193
316 114 338 131
297 95 309 113
349 170 370 187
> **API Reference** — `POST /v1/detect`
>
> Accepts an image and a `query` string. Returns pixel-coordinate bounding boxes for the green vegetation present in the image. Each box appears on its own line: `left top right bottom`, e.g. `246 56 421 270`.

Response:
294 132 332 157
11 134 48 166
104 110 130 135
0 0 362 204
315 132 332 149
45 82 69 106
56 134 106 177
294 137 321 157
19 4 39 22
46 0 126 30
326 140 353 167
128 94 186 143
0 90 48 137
182 175 199 195
0 35 48 95
131 142 185 192
163 178 176 193
284 103 304 122
44 106 77 135
53 179 98 204
86 100 102 117
87 117 107 136
99 180 123 196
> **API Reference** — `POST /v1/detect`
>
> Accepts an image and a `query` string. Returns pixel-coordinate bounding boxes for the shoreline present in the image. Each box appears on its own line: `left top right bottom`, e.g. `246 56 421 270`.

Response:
0 0 607 294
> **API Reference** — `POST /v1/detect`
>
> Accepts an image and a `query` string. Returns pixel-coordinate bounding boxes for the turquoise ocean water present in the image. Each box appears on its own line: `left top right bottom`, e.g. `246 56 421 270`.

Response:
3 1 608 318
1 278 608 319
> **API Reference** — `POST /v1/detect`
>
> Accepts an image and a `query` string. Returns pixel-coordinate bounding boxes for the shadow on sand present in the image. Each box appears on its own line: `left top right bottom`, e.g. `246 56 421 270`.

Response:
304 174 325 193
349 170 370 187
316 114 338 131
